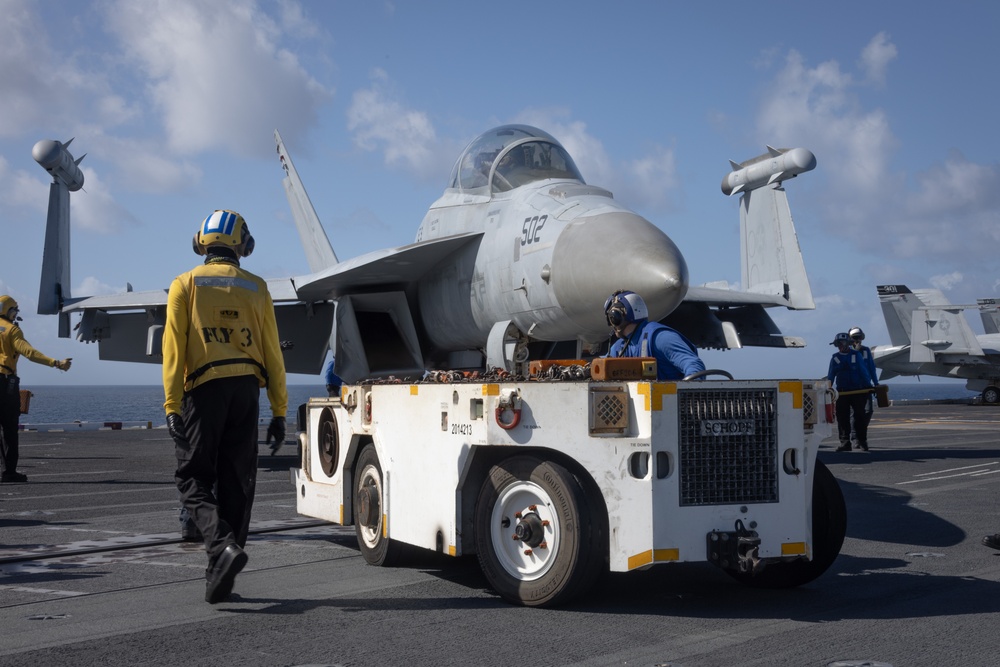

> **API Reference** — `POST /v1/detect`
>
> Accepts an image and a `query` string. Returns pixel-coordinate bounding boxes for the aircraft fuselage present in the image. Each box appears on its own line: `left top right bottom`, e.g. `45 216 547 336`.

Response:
415 126 687 353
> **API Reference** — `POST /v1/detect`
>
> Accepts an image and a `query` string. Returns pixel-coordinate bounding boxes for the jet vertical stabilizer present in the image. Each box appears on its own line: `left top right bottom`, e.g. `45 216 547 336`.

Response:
274 130 339 273
978 298 1000 334
738 182 815 310
33 138 85 336
877 285 922 347
673 146 817 350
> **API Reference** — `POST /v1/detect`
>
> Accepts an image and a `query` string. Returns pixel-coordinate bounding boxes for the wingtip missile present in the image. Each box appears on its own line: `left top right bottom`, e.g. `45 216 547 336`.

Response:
720 146 816 197
33 138 85 192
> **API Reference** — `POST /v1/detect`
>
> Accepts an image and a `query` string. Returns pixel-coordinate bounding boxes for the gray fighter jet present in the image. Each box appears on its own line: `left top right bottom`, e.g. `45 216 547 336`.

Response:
873 284 1000 404
34 126 817 381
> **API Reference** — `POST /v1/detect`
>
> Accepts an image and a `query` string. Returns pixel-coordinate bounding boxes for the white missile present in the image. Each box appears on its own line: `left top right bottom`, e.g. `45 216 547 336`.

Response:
720 146 816 197
33 138 86 192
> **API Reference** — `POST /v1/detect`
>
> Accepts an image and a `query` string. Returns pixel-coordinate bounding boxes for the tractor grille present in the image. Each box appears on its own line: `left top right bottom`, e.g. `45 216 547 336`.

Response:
678 388 778 506
589 387 629 434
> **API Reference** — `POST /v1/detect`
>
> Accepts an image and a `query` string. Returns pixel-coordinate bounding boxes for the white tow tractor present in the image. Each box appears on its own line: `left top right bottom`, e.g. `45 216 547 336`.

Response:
292 365 844 607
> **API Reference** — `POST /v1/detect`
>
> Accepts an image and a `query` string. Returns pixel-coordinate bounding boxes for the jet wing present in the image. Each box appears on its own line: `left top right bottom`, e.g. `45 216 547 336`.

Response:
62 289 168 312
60 278 331 374
293 232 483 301
62 279 301 312
684 284 797 308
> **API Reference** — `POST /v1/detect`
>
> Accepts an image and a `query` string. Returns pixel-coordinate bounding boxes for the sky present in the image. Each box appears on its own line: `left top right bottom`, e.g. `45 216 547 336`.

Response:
2 0 999 388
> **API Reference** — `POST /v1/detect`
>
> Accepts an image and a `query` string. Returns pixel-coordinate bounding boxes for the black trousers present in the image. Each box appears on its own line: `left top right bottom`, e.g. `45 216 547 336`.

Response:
0 375 21 474
174 375 260 563
836 393 870 447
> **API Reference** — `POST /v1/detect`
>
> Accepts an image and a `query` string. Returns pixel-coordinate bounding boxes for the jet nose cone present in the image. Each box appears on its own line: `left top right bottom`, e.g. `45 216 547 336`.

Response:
551 211 688 340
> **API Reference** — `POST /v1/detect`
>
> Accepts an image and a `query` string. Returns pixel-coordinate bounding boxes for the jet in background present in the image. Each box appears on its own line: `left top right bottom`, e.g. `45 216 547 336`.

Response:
34 126 817 382
977 298 1000 335
873 284 1000 404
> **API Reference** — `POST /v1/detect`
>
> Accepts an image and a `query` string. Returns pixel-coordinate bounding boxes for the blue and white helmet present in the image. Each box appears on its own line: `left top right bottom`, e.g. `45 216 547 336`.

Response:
192 209 255 257
604 290 649 328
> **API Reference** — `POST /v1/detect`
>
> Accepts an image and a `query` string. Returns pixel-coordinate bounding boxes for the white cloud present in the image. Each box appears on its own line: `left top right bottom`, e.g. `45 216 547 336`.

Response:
99 134 203 194
72 166 139 233
103 0 331 158
74 275 129 296
0 0 138 138
859 31 897 86
756 36 1000 267
930 271 963 291
513 110 682 213
0 155 47 211
347 69 439 174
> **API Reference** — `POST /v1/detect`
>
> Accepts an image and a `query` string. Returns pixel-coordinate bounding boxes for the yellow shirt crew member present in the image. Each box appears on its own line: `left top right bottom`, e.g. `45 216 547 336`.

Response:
0 295 71 483
162 261 287 418
163 209 287 604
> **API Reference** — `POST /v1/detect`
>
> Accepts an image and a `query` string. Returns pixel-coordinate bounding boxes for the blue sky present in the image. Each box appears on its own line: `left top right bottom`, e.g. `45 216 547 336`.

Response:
2 0 998 387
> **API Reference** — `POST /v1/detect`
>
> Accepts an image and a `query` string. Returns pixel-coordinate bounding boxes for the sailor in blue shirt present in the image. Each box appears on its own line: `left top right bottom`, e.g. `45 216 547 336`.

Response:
603 290 705 381
827 332 875 451
849 326 879 445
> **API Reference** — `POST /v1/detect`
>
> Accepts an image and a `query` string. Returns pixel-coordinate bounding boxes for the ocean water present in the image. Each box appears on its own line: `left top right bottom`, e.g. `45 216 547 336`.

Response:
19 384 323 428
16 381 983 427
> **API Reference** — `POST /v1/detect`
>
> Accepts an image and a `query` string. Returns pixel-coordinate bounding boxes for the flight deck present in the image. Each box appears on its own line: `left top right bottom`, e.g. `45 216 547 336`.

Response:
1 403 999 666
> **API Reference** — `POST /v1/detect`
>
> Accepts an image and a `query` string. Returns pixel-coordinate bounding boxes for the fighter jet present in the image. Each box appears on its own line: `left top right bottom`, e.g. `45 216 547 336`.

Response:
873 285 1000 404
34 126 817 381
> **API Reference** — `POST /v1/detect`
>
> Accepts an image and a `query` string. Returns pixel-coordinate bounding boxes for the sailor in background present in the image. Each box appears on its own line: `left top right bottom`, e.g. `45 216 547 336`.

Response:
0 295 71 483
827 332 875 452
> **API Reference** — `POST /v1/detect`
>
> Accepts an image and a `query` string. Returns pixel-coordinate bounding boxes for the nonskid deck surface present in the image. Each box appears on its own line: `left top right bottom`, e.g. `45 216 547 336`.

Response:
1 404 999 666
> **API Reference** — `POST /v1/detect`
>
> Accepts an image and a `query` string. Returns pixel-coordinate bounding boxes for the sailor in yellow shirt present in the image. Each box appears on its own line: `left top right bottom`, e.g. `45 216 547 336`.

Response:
0 295 72 483
163 210 287 604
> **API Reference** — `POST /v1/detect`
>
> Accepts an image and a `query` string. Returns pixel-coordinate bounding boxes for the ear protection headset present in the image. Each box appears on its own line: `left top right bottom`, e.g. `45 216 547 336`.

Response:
604 290 649 328
192 210 255 258
0 295 19 322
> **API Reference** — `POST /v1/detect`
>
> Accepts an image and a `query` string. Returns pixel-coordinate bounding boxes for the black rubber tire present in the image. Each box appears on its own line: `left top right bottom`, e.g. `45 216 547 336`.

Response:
353 444 404 566
475 455 601 607
726 460 847 589
318 408 338 477
982 386 1000 405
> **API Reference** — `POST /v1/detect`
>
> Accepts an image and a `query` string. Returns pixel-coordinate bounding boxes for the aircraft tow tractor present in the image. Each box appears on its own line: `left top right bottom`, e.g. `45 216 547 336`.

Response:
292 361 844 607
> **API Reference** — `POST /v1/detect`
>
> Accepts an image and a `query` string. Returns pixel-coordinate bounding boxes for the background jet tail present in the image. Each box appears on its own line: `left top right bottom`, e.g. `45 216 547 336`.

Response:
274 130 339 273
978 298 1000 334
877 285 921 346
739 183 814 309
877 285 984 361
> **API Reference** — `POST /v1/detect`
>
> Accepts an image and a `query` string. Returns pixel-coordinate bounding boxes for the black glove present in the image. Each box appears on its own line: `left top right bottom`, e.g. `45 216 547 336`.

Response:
166 413 189 445
267 416 286 454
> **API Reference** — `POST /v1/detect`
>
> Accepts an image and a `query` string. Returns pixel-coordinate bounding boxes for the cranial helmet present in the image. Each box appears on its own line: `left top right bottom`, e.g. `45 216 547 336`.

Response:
831 332 851 346
604 290 649 328
0 295 19 321
848 327 865 341
192 210 255 257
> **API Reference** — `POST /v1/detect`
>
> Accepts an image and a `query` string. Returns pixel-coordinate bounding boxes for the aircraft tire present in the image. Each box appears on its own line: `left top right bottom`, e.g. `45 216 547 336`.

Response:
353 444 406 566
982 386 1000 405
474 455 601 607
725 460 847 589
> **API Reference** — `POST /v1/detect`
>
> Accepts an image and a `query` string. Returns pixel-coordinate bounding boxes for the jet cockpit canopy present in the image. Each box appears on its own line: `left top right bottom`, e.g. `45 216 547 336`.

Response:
449 124 585 194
